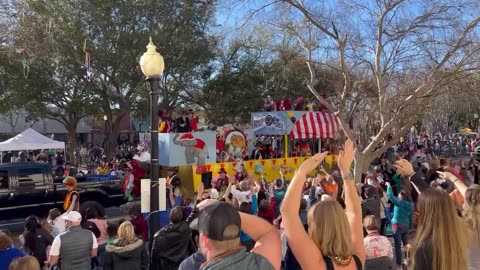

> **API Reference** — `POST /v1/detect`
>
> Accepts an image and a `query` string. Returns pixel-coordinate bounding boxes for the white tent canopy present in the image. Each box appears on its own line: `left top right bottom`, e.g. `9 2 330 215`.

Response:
0 128 65 151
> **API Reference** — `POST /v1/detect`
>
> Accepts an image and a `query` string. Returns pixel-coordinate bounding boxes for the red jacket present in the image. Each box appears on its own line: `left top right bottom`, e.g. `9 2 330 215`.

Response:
131 215 148 241
190 117 198 131
258 199 276 224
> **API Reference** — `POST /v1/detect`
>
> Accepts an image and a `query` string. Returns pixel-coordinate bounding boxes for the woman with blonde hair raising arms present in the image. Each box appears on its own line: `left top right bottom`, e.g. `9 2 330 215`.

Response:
280 140 365 270
438 171 480 270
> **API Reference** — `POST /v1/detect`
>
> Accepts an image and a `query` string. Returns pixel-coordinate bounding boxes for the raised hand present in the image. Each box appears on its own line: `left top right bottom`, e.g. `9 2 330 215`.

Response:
394 159 414 177
197 182 204 196
197 198 219 211
297 152 329 176
437 171 458 182
338 140 356 176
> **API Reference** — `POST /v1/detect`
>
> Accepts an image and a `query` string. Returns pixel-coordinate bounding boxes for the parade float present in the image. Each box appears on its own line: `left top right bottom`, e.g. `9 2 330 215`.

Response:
143 110 340 196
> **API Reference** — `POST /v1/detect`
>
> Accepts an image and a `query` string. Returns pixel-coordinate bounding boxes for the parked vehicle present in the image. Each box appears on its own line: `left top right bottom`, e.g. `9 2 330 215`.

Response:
0 162 125 219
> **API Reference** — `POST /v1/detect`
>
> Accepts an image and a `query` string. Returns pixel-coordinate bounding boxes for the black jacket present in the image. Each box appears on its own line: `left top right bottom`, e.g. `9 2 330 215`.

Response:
104 239 148 270
81 220 100 238
24 228 53 267
251 149 264 160
151 221 192 270
176 117 191 133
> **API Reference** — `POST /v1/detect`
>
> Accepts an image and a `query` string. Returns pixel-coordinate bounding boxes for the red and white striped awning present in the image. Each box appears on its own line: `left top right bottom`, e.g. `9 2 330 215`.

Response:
290 112 340 139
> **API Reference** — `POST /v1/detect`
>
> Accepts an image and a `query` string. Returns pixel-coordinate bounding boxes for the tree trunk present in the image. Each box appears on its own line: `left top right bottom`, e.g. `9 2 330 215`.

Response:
353 152 372 182
67 123 77 163
105 114 124 161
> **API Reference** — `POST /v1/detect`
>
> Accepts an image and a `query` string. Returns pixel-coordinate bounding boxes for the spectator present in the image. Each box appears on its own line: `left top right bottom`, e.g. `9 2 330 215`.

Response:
270 179 286 218
362 215 394 270
106 222 119 245
63 162 78 177
86 207 108 268
386 182 414 268
22 216 53 268
8 256 40 270
411 188 467 270
298 198 308 225
151 206 192 270
0 232 24 270
258 199 275 224
231 180 252 203
178 234 205 270
439 171 479 269
279 165 289 190
239 199 257 252
104 221 148 270
40 220 58 238
280 140 365 269
282 198 309 270
107 163 116 176
48 211 98 270
361 185 381 222
321 174 339 200
192 199 281 269
81 208 101 238
47 208 65 235
129 205 148 242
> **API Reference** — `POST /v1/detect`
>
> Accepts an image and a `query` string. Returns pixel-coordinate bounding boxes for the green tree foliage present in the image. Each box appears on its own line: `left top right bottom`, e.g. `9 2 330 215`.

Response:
2 0 216 159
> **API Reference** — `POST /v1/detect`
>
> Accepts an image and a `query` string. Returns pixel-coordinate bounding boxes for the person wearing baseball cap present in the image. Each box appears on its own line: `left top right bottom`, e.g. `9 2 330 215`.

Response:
48 211 98 270
63 176 80 213
191 199 281 270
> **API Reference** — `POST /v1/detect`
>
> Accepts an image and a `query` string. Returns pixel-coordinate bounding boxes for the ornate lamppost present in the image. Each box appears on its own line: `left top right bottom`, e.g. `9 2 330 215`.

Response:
139 37 165 240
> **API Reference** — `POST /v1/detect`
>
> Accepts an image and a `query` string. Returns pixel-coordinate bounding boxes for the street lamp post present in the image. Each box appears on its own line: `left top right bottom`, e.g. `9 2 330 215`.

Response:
140 37 165 241
102 115 109 148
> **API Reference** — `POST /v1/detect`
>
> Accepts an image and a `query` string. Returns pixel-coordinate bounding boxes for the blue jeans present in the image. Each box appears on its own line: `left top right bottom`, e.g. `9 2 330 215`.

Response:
95 244 106 269
392 225 409 266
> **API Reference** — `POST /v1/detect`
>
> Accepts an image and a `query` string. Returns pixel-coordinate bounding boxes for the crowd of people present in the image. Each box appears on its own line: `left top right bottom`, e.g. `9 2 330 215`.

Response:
1 136 480 270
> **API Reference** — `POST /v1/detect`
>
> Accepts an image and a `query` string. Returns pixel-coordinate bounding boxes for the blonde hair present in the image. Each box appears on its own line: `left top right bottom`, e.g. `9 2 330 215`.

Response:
463 185 480 245
115 221 137 247
9 255 40 270
412 188 467 270
0 232 13 251
363 215 379 232
308 200 352 258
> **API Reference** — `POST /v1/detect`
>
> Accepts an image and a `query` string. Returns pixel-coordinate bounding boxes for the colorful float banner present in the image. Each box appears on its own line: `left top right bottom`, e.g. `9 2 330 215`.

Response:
155 131 217 167
190 155 338 191
252 111 315 136
251 112 288 135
